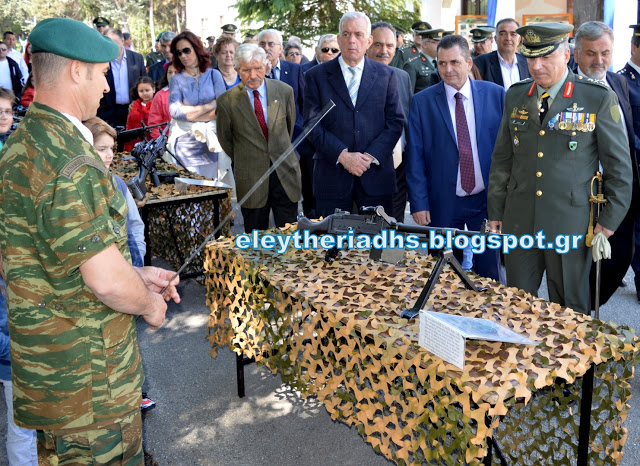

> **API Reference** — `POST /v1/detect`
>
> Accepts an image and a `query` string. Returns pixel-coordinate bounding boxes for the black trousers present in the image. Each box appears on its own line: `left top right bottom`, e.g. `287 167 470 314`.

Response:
241 171 298 233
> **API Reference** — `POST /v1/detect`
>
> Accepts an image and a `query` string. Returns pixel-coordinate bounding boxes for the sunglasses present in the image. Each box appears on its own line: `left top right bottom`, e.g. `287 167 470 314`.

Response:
176 47 192 57
321 47 339 54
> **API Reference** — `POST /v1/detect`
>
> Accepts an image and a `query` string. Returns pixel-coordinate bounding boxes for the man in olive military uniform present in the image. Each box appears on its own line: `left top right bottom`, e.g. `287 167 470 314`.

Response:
395 25 406 48
221 23 238 40
93 16 109 35
0 18 180 463
146 32 165 67
488 23 632 314
404 28 442 94
390 20 430 69
469 25 495 58
207 35 217 68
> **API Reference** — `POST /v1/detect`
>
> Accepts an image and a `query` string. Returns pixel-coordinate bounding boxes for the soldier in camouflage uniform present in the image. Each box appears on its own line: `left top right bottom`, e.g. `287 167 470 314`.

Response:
0 18 180 464
488 23 632 314
404 28 442 94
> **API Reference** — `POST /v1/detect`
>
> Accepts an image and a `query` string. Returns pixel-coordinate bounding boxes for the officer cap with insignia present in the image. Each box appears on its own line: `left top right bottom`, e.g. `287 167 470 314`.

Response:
516 22 574 58
630 24 640 37
206 36 215 42
469 25 495 43
411 21 432 32
394 25 406 36
221 24 238 34
418 28 445 41
92 16 110 27
29 18 119 63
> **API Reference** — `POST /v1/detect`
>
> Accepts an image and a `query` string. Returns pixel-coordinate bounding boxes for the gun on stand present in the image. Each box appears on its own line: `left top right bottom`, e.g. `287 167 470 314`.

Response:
297 206 500 319
116 121 169 142
127 124 171 200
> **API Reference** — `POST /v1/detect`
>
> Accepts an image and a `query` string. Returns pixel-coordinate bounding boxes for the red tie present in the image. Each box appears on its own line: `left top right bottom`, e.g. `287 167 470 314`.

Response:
455 92 475 194
253 89 268 141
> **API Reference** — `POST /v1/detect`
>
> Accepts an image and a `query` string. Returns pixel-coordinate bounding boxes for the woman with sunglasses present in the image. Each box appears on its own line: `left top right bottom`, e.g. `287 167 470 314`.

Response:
168 31 226 179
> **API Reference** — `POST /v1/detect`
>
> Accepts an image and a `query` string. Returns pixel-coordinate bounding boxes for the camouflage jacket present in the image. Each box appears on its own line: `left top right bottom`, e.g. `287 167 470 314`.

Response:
0 102 142 430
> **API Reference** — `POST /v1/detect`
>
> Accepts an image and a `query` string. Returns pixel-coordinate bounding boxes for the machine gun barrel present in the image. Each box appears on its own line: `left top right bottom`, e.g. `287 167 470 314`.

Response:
117 121 169 142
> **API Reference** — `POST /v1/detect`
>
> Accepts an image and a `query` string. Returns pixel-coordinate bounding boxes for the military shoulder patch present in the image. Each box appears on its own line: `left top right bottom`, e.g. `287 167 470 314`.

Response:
610 105 621 123
60 155 108 178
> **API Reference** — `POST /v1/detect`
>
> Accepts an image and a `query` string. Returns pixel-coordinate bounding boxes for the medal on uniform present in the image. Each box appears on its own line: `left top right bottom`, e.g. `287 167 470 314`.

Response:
569 134 578 151
514 135 519 146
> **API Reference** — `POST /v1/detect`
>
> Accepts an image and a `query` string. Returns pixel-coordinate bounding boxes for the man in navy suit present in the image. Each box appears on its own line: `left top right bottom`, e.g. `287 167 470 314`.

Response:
474 18 530 89
98 28 147 128
304 12 404 217
406 34 505 281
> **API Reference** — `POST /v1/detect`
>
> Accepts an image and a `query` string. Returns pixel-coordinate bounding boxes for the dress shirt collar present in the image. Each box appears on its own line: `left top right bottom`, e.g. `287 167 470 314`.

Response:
497 51 516 68
338 55 365 73
536 67 568 101
627 60 640 76
444 77 472 103
577 66 609 87
62 113 94 144
245 79 267 101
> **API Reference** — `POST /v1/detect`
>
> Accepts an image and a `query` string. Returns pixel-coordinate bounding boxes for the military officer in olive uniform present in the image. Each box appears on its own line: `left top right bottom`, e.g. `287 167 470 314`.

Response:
470 25 495 58
0 18 180 463
390 20 430 69
404 28 442 94
207 35 217 68
488 23 632 314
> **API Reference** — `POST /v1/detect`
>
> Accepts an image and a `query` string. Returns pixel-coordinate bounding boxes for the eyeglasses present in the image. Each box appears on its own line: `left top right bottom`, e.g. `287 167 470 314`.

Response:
176 47 192 57
0 110 13 117
321 47 339 54
287 52 301 57
259 41 280 48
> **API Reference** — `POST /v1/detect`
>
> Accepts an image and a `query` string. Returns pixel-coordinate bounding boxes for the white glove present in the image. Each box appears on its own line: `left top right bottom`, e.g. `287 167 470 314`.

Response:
591 230 611 262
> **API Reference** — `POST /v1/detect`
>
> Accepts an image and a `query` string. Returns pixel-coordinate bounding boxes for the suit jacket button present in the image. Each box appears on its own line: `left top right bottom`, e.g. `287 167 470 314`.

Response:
538 152 543 158
539 130 545 136
536 171 542 177
536 190 543 196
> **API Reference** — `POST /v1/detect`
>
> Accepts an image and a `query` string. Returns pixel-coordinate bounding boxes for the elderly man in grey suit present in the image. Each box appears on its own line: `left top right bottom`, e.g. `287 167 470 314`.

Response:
217 44 301 233
366 21 411 221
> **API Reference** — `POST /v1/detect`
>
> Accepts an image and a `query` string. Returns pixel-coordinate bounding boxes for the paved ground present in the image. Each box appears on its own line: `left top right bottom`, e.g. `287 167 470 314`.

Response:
1 207 640 464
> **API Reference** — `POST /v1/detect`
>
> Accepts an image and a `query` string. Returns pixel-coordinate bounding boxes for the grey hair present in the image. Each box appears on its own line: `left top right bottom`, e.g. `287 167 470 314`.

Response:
288 35 302 46
159 31 177 43
284 43 301 54
234 43 268 68
339 12 371 36
317 34 338 49
257 29 283 46
31 52 72 88
557 40 570 54
575 21 613 52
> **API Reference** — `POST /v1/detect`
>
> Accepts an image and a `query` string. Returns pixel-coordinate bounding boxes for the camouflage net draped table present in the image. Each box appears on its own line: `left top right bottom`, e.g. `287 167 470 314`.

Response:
111 155 233 276
204 225 640 465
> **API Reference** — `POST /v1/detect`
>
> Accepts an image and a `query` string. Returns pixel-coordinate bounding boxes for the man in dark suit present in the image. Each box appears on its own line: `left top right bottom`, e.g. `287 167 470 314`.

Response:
216 44 301 233
474 18 530 89
572 22 640 307
97 28 147 128
304 12 404 217
366 21 412 222
406 35 505 280
148 31 176 86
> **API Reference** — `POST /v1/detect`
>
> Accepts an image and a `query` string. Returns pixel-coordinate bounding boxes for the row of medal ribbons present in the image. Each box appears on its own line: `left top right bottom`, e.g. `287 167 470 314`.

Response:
547 112 596 132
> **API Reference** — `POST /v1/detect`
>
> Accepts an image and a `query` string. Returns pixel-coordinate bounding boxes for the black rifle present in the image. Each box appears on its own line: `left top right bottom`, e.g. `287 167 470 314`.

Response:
126 124 170 200
297 206 496 319
116 121 169 142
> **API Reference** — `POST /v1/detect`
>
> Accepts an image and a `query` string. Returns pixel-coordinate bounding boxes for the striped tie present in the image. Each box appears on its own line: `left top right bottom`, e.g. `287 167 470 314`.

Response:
347 66 358 106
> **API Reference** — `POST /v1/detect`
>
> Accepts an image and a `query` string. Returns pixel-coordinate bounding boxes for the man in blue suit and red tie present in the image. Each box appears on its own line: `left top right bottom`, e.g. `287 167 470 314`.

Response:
304 11 404 217
406 34 505 281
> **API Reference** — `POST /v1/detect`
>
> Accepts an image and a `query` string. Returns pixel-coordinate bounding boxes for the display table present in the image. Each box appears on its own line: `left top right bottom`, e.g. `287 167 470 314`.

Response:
205 225 640 464
112 155 232 277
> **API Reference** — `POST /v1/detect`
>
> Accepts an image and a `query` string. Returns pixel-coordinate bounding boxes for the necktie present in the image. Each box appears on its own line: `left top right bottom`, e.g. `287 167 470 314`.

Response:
539 92 550 123
253 90 268 141
347 66 358 106
454 92 475 195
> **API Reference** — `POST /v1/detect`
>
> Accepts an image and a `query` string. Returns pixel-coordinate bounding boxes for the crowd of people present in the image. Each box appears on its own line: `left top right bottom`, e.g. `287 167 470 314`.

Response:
0 9 639 464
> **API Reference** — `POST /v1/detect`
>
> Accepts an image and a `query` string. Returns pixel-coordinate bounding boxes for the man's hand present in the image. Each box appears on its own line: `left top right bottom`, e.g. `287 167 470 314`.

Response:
489 220 502 234
265 61 273 77
594 223 614 239
412 210 431 225
338 151 371 176
136 267 181 303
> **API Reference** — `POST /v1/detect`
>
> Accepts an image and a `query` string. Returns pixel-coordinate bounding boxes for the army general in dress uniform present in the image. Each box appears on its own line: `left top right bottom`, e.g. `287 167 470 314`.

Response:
0 18 180 463
404 28 442 94
488 23 632 314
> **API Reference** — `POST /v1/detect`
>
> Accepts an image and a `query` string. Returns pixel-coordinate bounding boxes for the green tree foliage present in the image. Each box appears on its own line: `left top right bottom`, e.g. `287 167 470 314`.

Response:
235 0 420 44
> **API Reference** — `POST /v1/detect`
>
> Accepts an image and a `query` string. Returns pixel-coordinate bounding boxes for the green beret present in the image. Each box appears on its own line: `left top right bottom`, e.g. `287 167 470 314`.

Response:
469 26 495 43
29 18 119 63
221 24 238 34
517 22 574 58
411 21 432 32
418 28 445 40
93 16 109 27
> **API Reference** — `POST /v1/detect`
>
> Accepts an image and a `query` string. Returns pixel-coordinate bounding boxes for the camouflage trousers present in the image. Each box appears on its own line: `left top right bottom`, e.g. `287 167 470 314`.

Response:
36 409 143 465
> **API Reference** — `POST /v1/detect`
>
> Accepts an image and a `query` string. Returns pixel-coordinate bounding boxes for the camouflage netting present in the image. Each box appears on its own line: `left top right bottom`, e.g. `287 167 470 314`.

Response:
112 154 233 275
205 224 640 465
